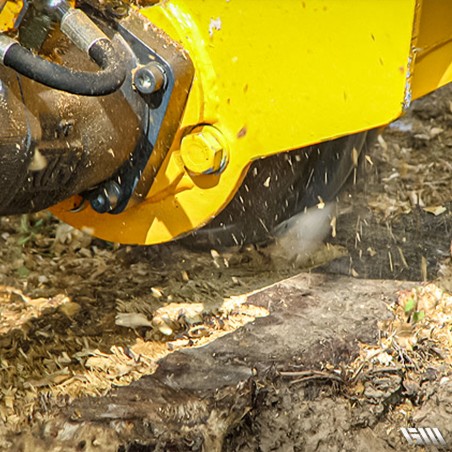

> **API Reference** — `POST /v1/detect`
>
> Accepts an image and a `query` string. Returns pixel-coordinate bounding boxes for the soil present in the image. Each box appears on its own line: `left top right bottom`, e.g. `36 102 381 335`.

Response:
0 84 450 451
321 86 452 282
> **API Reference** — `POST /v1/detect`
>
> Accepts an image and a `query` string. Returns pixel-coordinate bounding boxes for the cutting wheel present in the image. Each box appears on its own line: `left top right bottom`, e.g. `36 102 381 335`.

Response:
184 131 376 249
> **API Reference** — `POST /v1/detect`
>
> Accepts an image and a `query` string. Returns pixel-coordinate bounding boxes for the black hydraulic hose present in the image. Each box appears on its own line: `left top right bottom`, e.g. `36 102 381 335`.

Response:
3 38 126 96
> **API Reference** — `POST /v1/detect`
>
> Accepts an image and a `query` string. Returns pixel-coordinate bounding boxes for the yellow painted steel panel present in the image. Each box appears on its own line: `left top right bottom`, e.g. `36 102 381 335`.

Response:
411 0 452 98
144 0 415 153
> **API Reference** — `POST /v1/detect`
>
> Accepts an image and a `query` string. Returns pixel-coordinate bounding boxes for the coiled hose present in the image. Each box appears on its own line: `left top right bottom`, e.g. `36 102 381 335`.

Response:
2 38 126 96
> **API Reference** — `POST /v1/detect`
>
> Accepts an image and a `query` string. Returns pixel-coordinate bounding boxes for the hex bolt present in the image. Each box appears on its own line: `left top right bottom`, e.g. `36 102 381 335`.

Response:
133 62 166 95
180 125 229 175
90 180 122 213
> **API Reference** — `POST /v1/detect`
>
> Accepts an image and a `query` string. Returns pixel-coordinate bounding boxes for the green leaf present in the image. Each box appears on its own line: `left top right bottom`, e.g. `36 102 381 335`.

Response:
19 214 30 234
34 219 44 229
412 311 425 323
404 297 415 313
17 235 31 246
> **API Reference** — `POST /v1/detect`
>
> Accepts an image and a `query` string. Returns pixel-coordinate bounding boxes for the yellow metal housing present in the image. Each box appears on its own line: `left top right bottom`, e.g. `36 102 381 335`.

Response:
52 0 452 245
410 0 452 99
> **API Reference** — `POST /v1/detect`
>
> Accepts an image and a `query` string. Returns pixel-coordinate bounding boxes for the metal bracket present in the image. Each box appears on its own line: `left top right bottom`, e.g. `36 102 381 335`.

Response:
85 10 194 214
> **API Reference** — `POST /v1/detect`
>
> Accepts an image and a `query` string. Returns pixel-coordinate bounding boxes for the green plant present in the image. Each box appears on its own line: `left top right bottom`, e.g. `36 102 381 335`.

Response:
404 296 425 324
17 214 46 246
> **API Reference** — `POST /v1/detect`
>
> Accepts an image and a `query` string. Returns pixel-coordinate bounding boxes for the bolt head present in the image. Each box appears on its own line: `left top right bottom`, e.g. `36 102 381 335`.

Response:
133 63 165 95
90 193 108 213
180 126 228 175
89 181 122 213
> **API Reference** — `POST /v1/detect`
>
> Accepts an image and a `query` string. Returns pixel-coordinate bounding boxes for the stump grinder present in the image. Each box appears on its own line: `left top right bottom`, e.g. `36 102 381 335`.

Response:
0 0 450 247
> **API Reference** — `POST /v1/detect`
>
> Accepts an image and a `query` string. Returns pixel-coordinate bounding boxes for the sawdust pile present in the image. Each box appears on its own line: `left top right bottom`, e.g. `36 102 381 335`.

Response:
0 279 268 435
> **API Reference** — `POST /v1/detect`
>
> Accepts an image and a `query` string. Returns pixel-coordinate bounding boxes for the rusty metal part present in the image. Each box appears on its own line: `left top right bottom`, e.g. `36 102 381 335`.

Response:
0 3 193 216
0 42 141 214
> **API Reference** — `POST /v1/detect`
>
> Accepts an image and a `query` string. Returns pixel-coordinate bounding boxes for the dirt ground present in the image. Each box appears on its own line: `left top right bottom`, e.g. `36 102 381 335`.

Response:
0 85 450 451
323 87 452 283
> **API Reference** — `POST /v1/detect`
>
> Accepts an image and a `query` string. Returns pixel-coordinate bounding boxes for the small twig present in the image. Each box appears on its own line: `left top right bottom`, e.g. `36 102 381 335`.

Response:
279 370 344 386
350 362 367 383
368 366 403 376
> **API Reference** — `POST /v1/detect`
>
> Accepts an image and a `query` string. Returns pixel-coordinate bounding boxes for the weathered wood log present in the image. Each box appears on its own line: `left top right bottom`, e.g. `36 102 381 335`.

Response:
12 273 412 451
